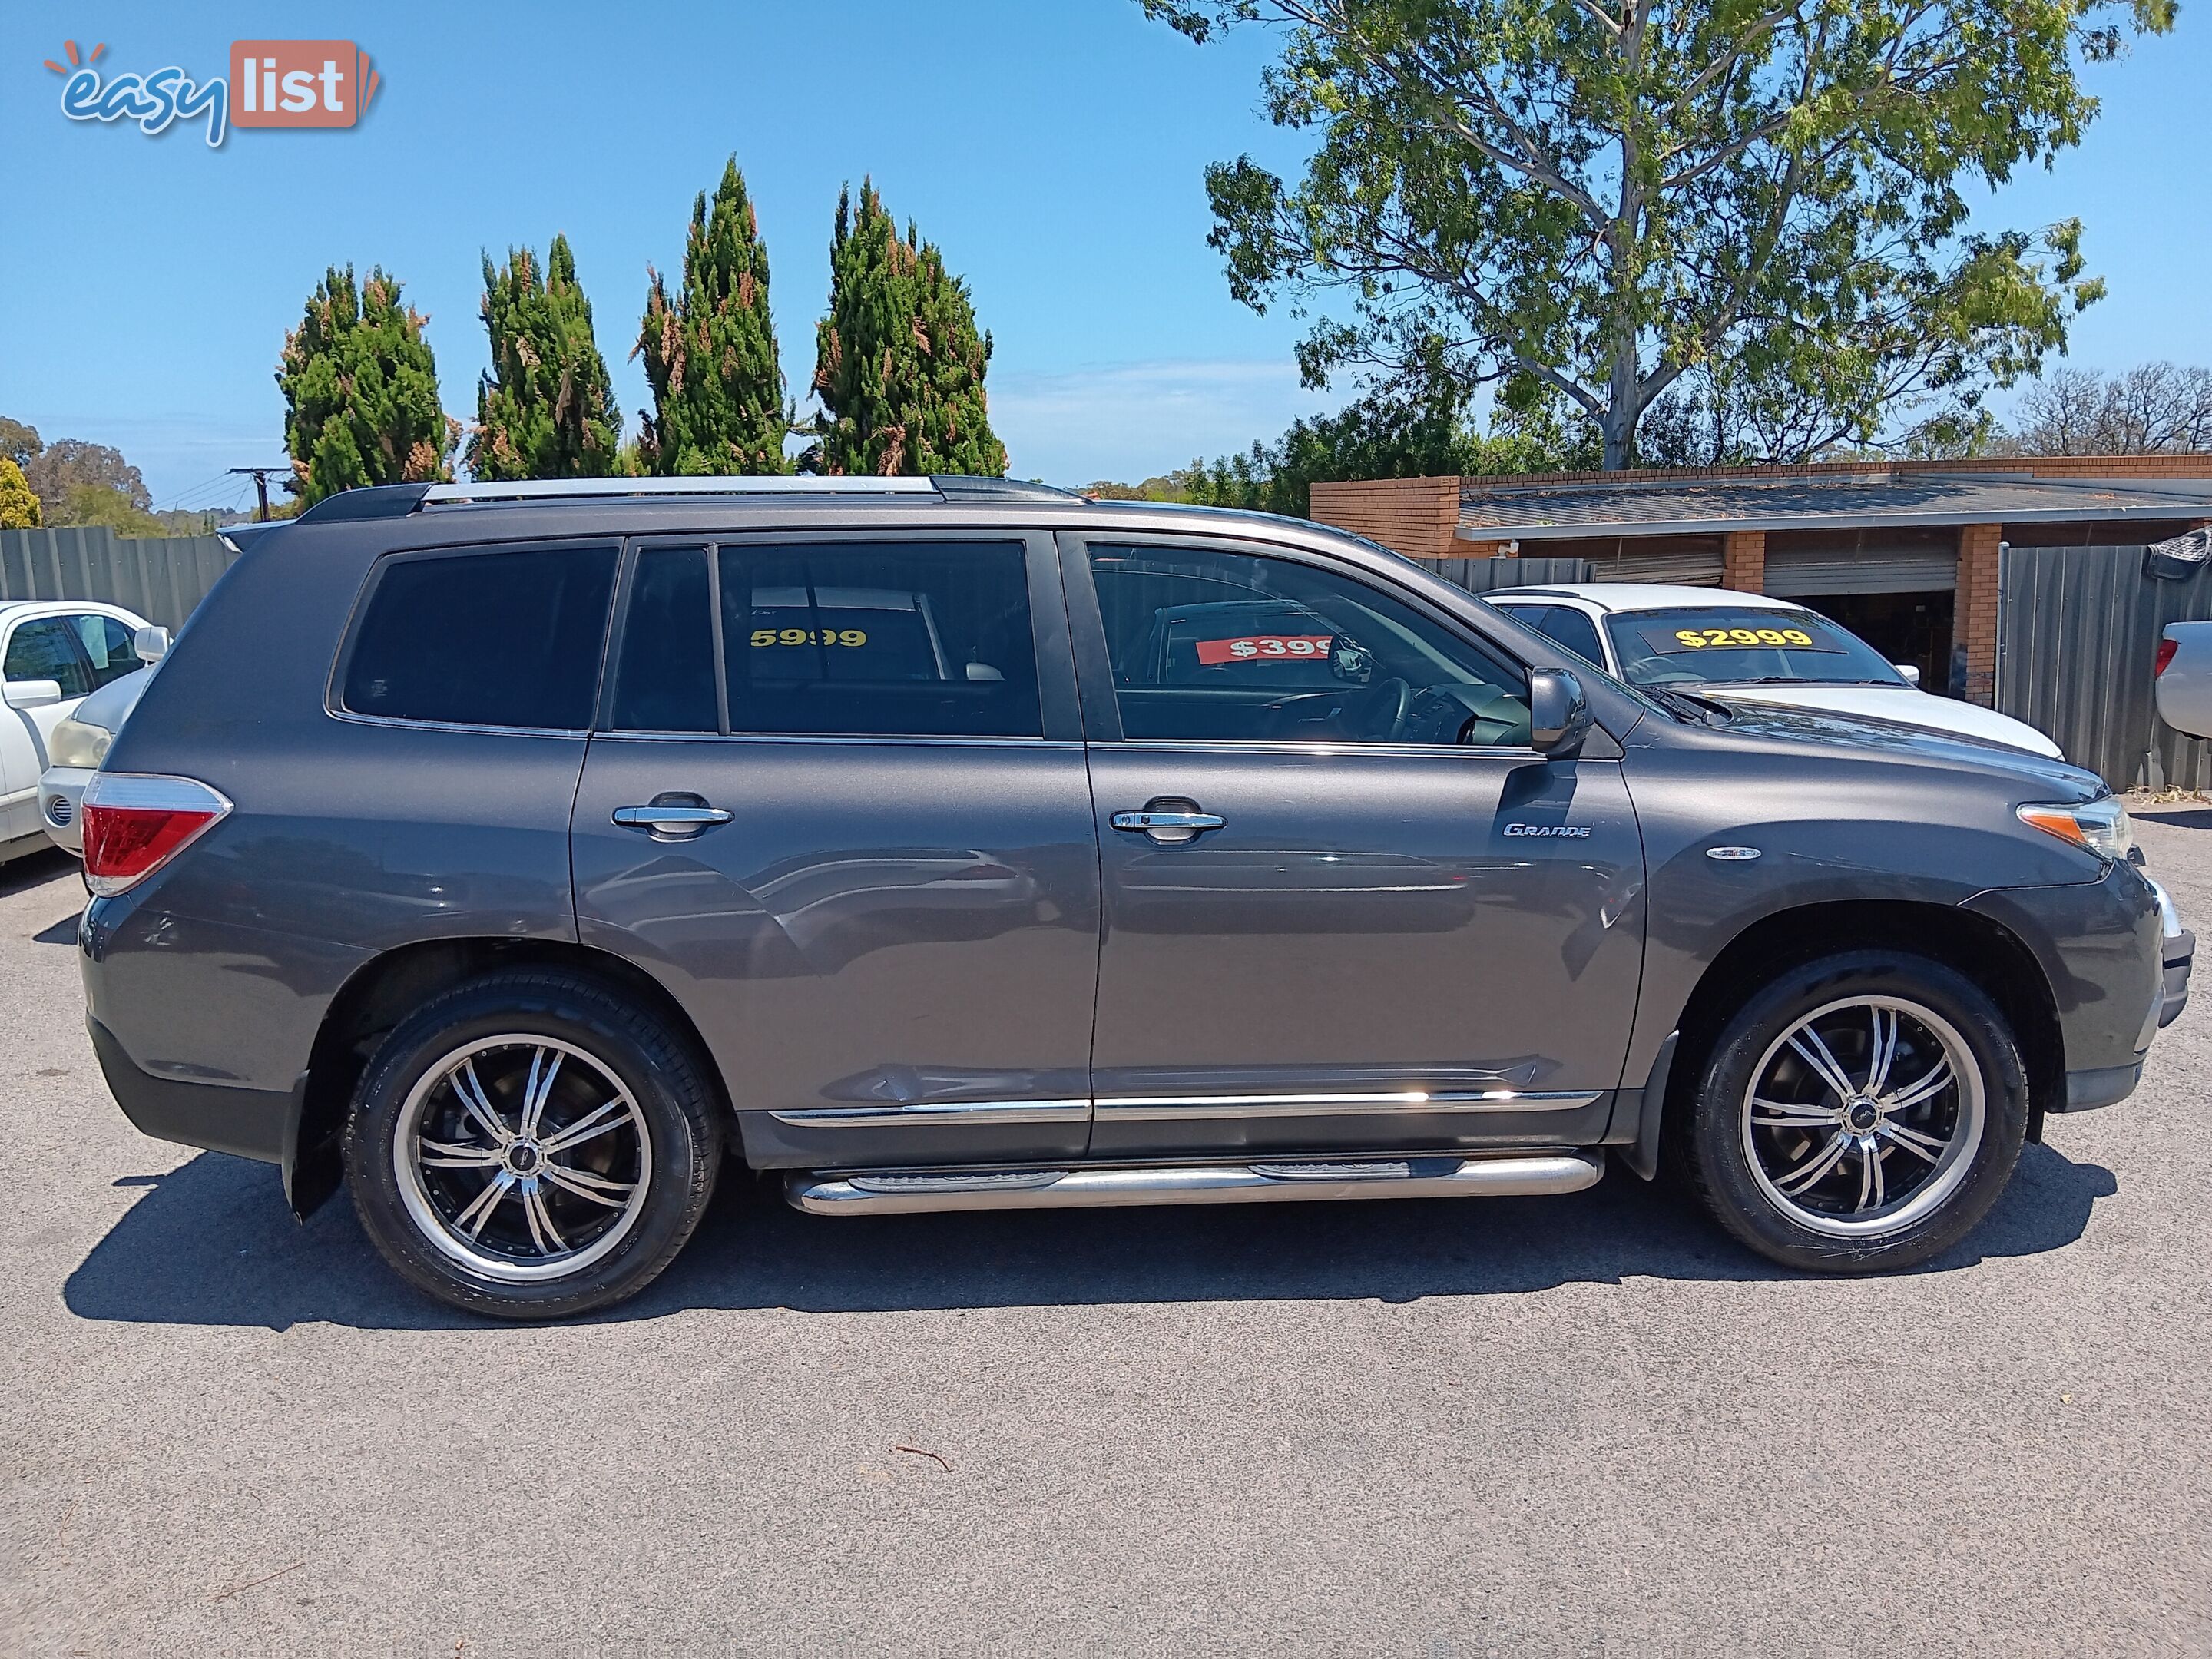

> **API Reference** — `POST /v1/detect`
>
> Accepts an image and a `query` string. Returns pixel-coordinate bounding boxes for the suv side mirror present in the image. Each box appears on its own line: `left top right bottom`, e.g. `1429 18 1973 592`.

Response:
4 678 65 710
134 625 171 664
1893 662 1921 687
1528 669 1591 757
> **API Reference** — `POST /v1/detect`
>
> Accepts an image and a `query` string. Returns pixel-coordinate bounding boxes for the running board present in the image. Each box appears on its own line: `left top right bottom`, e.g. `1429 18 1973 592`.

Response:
783 1151 1604 1217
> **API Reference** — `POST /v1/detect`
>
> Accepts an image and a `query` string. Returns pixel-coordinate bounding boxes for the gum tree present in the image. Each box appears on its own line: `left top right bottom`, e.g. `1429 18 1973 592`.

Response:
810 180 1008 477
278 265 457 506
469 235 623 480
1141 0 2172 467
636 158 790 475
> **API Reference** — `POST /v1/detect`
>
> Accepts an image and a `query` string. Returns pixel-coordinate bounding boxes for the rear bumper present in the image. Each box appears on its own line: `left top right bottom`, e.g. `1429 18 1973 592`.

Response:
88 1015 291 1166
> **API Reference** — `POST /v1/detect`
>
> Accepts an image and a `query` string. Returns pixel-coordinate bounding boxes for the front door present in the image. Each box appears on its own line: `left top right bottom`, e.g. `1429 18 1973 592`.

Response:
1067 535 1644 1159
571 532 1100 1170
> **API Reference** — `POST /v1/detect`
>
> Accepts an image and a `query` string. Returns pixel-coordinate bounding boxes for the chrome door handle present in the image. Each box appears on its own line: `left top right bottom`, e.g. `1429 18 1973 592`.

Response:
1111 808 1225 845
613 801 733 836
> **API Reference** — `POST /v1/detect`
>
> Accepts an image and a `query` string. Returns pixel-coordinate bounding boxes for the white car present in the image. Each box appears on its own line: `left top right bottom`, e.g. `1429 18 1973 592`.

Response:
0 601 157 866
39 659 159 854
1485 583 2062 758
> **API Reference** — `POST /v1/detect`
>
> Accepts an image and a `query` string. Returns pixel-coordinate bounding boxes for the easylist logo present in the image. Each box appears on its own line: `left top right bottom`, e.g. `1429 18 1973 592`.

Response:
45 37 380 147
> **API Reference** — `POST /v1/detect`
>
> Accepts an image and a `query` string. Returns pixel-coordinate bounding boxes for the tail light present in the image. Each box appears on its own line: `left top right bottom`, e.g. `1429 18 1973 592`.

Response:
2156 638 2179 677
81 773 232 896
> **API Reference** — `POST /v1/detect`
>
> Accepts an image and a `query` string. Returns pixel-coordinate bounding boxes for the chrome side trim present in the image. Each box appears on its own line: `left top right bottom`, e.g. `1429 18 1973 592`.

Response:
786 1151 1604 1216
767 1098 1092 1129
1091 1089 1602 1121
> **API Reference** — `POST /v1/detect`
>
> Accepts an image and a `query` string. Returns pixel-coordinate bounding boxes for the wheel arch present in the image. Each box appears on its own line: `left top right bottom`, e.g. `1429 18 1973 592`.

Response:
290 936 736 1217
1632 899 2061 1180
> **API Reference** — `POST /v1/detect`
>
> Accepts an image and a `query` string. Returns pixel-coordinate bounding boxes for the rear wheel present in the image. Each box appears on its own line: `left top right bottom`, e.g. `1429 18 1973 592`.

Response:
1674 950 2028 1272
343 970 722 1318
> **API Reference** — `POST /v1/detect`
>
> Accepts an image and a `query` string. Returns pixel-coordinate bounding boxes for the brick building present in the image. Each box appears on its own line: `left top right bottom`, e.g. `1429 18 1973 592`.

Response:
1311 457 2212 708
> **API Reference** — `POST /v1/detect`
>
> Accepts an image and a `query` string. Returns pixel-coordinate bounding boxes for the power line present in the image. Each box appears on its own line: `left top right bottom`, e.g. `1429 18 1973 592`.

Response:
227 465 288 522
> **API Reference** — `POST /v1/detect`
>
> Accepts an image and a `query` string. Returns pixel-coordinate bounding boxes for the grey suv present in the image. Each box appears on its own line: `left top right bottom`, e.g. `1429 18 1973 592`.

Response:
77 476 2193 1317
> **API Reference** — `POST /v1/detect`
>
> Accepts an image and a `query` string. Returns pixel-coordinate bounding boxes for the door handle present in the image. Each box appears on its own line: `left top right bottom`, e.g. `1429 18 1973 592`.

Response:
613 798 733 836
1111 806 1225 845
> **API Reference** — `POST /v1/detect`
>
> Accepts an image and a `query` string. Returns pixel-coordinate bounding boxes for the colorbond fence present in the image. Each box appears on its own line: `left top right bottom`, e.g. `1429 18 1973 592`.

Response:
0 525 241 634
1998 543 2212 791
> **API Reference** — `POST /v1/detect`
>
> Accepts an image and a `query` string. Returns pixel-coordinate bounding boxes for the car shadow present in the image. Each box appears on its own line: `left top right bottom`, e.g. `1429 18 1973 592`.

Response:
63 1141 2118 1333
2 845 78 901
2132 805 2212 829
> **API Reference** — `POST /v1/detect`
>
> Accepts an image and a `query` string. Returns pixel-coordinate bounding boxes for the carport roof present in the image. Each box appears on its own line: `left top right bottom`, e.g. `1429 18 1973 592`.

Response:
1458 470 2212 541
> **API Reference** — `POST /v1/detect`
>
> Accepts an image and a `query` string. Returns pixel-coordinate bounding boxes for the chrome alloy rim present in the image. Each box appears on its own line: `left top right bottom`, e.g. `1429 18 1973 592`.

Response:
393 1035 651 1283
1740 995 1985 1238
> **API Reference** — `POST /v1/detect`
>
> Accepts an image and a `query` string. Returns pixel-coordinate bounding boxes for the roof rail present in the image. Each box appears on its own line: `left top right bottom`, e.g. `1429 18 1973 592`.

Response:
293 474 1091 519
421 475 938 505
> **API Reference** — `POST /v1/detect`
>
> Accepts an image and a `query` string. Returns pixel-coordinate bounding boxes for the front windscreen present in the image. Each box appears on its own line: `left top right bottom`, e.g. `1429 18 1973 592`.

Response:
1604 607 1906 689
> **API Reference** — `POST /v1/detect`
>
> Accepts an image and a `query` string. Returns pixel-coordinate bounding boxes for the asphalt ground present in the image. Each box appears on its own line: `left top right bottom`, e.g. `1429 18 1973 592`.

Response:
5 808 2211 1657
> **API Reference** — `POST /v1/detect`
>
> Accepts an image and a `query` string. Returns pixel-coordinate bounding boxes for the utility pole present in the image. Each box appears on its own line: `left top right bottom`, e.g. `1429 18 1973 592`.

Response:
227 466 286 522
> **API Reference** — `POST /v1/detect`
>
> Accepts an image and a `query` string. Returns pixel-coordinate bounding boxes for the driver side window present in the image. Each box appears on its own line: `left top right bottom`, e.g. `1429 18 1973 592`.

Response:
1088 544 1530 747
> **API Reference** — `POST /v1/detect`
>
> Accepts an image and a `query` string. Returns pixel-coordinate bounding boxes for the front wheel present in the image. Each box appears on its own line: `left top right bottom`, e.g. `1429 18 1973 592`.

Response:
1674 950 2028 1272
344 969 723 1319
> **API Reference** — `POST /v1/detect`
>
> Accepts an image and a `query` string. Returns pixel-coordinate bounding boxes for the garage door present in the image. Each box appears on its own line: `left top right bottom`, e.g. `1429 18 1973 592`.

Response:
1588 545 1724 586
1763 543 1958 596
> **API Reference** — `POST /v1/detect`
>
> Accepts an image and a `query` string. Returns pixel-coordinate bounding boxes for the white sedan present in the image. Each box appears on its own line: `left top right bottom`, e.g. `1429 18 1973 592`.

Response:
1485 582 2062 757
0 600 156 866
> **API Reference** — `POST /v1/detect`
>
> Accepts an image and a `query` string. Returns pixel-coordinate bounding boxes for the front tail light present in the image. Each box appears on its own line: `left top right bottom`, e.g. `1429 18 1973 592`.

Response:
81 773 232 896
2156 638 2179 677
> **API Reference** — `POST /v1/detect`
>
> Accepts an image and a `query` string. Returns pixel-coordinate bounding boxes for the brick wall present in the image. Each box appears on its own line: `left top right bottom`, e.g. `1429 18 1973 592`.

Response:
1309 476 1462 561
1722 530 1766 592
1956 523 2003 707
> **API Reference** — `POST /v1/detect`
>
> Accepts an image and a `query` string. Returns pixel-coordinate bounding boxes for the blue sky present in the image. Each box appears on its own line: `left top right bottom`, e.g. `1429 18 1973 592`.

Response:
2 0 2207 513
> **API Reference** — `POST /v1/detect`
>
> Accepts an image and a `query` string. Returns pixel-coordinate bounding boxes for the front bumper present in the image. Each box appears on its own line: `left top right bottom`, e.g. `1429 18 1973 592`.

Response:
2144 875 2194 1031
38 764 90 855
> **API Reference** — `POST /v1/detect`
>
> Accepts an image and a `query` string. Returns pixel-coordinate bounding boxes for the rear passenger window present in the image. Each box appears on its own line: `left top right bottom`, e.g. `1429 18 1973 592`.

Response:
611 546 717 732
342 544 617 729
718 542 1040 738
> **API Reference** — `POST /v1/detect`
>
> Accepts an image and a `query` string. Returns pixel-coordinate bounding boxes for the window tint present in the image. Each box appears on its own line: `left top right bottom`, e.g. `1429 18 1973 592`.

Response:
343 544 617 729
4 618 91 697
719 541 1040 737
1090 545 1530 747
1518 604 1604 667
612 546 717 732
73 614 141 689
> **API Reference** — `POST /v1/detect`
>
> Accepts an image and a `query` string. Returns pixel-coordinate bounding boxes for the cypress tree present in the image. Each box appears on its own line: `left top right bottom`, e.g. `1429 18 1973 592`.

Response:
636 158 789 475
810 180 1007 478
277 265 456 506
469 235 622 480
0 457 39 528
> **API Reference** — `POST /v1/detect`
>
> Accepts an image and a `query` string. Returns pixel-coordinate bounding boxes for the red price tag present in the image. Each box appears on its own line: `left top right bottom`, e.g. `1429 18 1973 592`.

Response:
1193 634 1333 666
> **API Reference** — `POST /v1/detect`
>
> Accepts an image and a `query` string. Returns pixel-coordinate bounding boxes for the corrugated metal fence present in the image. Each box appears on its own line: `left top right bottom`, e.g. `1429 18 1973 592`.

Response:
1427 555 1594 594
0 525 240 633
1998 543 2212 790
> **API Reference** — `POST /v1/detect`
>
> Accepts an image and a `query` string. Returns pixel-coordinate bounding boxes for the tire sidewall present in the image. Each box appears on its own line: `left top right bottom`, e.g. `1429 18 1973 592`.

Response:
1687 951 2028 1272
345 975 719 1319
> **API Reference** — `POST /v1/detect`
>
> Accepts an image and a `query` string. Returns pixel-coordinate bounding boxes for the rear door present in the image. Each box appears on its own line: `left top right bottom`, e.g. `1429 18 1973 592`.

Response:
1067 535 1645 1160
571 531 1101 1169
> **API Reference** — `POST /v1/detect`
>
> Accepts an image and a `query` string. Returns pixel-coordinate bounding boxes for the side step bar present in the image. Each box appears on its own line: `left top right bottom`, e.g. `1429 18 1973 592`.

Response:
784 1151 1604 1217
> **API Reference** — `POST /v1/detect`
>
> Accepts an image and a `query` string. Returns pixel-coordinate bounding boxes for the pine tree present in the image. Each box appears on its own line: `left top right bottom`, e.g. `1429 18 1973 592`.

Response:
278 265 457 506
810 180 1007 478
468 235 622 481
0 457 39 528
636 158 789 475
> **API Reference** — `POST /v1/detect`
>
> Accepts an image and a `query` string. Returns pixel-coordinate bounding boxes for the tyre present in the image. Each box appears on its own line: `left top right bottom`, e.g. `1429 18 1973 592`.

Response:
343 969 723 1319
1672 949 2028 1272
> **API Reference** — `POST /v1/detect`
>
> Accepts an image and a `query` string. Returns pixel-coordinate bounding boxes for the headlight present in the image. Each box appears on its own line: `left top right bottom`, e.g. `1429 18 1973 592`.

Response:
48 717 113 770
2018 796 2134 862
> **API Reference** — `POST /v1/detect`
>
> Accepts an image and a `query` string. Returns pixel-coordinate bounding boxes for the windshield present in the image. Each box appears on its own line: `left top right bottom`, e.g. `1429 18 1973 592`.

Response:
1604 607 1906 689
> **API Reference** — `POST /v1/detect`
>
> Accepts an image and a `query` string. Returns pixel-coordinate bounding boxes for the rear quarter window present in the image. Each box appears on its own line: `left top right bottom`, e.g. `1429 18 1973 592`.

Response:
340 543 618 730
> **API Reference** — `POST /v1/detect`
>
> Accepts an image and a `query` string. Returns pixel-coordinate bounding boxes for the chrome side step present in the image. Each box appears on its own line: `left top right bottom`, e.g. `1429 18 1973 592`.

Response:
783 1151 1604 1217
